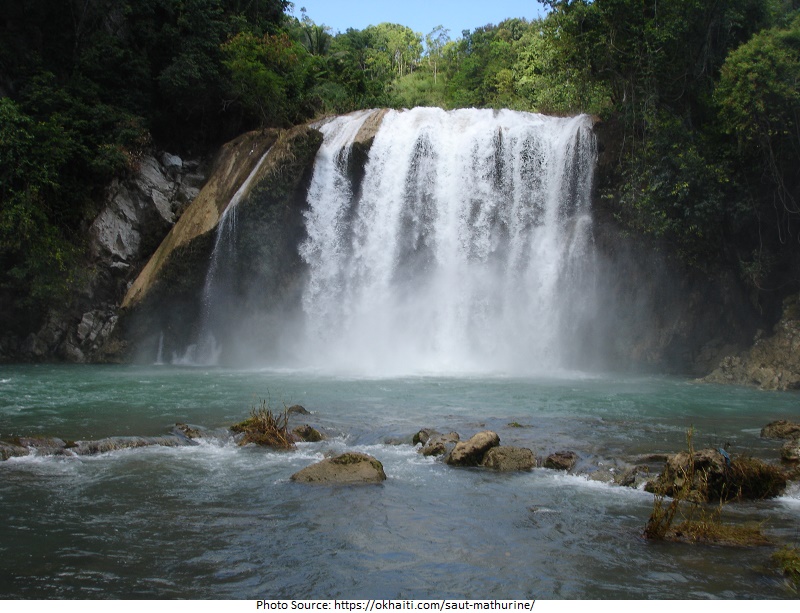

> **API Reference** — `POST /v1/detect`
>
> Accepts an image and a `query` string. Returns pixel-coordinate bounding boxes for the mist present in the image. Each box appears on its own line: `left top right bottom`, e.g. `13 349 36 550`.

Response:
171 108 612 376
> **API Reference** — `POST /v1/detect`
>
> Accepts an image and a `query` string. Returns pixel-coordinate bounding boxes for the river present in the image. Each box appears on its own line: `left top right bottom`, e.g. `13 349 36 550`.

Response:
1 364 799 598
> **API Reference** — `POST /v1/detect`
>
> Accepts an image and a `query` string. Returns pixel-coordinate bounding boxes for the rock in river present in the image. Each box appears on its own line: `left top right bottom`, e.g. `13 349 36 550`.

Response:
544 450 578 471
446 431 500 466
419 432 460 457
644 448 787 502
291 452 387 484
292 424 325 443
761 420 800 439
480 446 536 471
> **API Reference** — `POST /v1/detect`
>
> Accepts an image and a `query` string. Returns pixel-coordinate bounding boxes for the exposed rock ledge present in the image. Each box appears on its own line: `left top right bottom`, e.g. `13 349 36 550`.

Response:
702 294 800 390
5 151 208 363
120 131 277 310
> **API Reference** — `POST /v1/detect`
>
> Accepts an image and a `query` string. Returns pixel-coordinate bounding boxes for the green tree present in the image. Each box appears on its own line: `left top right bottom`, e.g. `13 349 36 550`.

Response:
222 30 307 126
425 26 450 84
0 99 80 325
717 16 800 219
367 23 423 78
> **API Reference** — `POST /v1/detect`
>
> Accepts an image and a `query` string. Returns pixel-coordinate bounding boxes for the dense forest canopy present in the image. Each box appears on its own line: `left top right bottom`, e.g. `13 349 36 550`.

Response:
1 0 800 338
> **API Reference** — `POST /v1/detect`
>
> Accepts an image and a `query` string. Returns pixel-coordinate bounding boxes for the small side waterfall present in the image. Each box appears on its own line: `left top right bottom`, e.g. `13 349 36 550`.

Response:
299 108 597 375
171 147 272 366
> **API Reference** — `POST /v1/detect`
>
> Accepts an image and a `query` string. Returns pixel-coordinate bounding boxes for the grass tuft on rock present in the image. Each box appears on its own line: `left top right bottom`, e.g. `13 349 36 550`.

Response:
726 456 787 500
774 546 800 590
231 399 295 449
644 429 771 546
669 516 770 546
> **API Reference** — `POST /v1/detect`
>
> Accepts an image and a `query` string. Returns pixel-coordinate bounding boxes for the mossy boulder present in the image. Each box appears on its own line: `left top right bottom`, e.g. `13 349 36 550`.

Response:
780 438 800 463
292 424 325 443
413 428 437 446
290 452 387 484
172 423 204 441
419 431 460 457
0 441 30 461
230 403 295 449
480 446 536 471
614 465 651 488
544 450 578 471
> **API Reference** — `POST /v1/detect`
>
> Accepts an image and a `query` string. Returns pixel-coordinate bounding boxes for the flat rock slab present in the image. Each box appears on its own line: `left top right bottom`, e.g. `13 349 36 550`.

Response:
291 452 387 484
0 441 30 461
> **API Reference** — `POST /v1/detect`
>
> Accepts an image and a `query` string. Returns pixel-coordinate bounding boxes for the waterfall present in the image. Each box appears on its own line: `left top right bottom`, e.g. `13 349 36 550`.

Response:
171 147 272 366
299 108 597 375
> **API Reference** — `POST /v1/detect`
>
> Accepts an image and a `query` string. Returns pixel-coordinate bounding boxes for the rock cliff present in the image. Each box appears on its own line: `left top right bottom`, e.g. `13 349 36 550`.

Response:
702 294 800 390
7 151 209 363
4 109 790 379
110 122 326 363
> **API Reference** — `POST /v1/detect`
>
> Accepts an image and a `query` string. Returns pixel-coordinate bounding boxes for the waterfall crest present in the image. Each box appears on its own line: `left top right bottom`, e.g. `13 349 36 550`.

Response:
299 108 597 375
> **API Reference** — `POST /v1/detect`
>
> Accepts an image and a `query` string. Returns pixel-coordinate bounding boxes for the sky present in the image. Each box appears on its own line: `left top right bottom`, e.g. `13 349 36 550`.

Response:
289 0 548 39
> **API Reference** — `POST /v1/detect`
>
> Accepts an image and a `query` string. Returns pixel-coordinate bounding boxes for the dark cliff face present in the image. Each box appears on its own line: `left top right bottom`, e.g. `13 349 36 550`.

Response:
588 119 760 375
0 152 209 364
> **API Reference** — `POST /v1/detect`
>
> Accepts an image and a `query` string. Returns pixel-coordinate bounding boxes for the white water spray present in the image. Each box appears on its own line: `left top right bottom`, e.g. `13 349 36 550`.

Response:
299 108 597 375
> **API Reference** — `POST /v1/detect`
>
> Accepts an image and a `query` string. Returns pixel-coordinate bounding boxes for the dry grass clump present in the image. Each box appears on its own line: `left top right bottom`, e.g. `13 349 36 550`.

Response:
231 399 295 449
726 456 787 500
645 477 770 546
644 429 770 546
668 509 770 546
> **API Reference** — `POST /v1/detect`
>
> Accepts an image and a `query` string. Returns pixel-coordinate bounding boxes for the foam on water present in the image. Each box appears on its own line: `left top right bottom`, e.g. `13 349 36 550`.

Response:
3 366 800 598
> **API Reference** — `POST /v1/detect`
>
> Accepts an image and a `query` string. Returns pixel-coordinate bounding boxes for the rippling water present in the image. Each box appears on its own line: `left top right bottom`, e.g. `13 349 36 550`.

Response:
1 364 799 598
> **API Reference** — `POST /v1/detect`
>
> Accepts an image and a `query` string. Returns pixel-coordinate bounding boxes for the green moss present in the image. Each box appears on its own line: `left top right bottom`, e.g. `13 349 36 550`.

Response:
332 453 366 465
774 546 800 589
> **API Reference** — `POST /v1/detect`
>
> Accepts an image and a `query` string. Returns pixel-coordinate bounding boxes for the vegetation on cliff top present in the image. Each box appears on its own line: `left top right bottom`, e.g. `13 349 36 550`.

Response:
2 0 800 342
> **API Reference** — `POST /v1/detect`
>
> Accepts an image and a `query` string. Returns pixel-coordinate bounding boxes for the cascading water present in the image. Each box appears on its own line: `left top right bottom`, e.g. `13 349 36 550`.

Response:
299 107 597 375
172 147 272 366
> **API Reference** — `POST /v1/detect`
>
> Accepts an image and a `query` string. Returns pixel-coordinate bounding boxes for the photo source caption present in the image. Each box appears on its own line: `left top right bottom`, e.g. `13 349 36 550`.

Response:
257 602 535 611
250 602 800 613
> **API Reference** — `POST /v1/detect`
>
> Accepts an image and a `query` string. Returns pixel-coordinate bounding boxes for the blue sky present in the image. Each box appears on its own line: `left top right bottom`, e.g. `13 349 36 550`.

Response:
289 1 548 39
